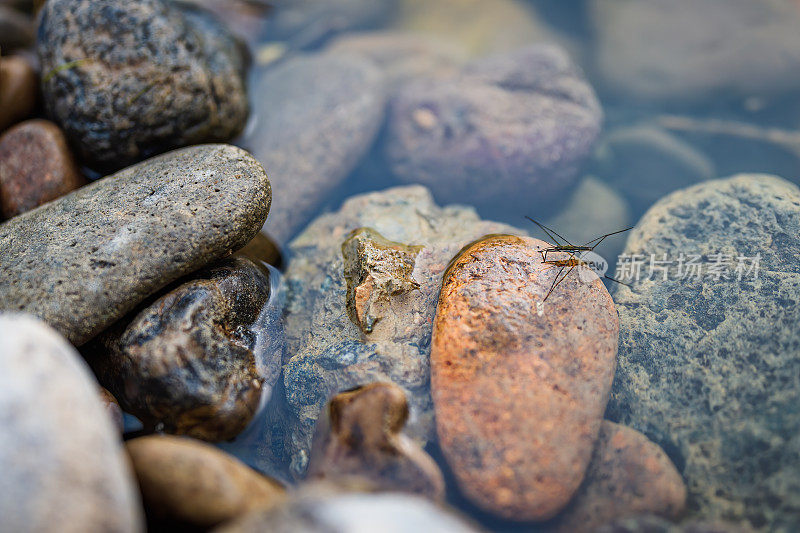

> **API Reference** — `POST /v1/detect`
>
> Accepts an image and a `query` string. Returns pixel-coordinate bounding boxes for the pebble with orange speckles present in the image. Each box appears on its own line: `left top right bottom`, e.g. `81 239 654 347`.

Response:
431 234 619 521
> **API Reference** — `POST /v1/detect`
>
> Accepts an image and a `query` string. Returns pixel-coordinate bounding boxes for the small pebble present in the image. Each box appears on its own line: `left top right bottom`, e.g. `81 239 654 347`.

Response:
386 45 601 220
0 5 33 50
549 421 687 532
243 52 385 244
0 119 85 219
127 435 285 530
98 386 125 433
0 55 37 132
431 234 618 520
307 382 445 501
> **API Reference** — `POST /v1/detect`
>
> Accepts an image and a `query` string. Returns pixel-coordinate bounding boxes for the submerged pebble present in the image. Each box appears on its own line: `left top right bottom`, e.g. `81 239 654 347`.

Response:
431 234 619 520
127 435 285 530
594 124 716 217
590 0 800 103
281 185 523 477
609 175 800 530
0 119 85 219
0 144 271 346
86 257 278 442
393 0 553 57
37 0 249 171
326 31 467 92
308 382 445 501
244 52 385 245
0 315 143 532
385 44 601 219
549 421 686 532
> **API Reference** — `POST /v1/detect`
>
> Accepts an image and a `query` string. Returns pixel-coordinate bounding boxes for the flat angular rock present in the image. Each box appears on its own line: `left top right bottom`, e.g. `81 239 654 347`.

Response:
86 257 279 442
0 314 143 532
281 185 523 477
608 175 800 530
0 144 271 346
0 119 86 219
307 382 445 501
549 421 686 532
127 435 285 530
385 45 601 219
431 234 618 520
38 0 249 171
243 52 385 245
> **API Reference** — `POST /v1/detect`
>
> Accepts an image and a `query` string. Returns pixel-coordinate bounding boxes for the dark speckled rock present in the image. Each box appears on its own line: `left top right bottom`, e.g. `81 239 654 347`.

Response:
37 0 249 171
0 144 271 346
385 44 601 219
608 175 800 531
86 257 278 442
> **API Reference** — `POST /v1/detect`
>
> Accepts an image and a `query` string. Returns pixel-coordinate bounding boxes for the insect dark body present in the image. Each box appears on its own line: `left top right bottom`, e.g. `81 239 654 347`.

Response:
526 217 633 302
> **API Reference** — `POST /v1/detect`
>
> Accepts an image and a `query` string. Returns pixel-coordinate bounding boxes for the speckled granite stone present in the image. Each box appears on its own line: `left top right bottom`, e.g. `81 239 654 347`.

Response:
0 144 270 346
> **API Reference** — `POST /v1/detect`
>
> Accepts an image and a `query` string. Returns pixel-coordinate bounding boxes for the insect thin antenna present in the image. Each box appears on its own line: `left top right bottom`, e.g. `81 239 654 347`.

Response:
525 216 573 247
581 226 635 250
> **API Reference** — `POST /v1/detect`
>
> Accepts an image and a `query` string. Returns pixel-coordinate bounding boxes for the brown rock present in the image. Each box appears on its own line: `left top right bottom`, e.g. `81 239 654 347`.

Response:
0 119 85 219
307 382 445 501
126 435 285 530
549 421 687 532
431 234 619 521
99 386 125 433
0 55 37 132
234 231 282 267
86 257 275 442
0 5 33 50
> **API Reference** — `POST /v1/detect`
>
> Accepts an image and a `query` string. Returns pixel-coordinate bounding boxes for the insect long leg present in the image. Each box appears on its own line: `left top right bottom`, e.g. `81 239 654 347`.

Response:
603 274 631 287
525 216 574 247
581 226 636 251
544 264 577 301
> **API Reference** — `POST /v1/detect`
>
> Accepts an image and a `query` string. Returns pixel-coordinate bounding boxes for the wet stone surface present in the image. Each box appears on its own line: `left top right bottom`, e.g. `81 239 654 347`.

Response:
0 314 143 532
281 185 523 478
37 0 249 171
431 234 619 521
86 257 278 442
127 435 285 531
608 174 800 531
385 44 602 220
244 51 385 245
307 382 445 501
0 119 85 219
0 144 271 346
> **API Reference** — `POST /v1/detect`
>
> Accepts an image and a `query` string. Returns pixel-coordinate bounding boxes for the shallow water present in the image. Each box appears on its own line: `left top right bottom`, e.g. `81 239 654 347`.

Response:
183 1 800 530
